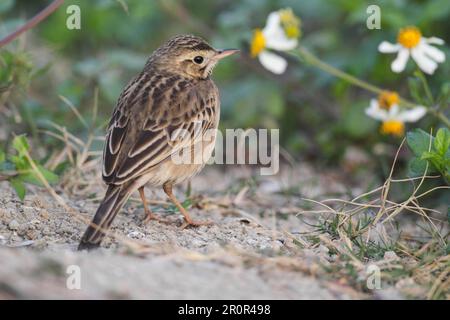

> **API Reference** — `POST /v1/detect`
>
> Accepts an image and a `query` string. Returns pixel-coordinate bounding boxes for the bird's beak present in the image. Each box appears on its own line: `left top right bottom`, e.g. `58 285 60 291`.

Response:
215 49 240 60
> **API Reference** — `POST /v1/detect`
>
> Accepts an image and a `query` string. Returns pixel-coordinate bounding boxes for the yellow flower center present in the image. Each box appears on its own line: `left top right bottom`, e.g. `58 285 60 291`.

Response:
279 8 301 39
397 26 422 48
378 91 399 110
250 29 266 57
380 120 405 136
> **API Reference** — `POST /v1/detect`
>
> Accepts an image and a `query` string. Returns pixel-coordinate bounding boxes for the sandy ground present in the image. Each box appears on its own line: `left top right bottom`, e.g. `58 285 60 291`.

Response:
0 163 402 299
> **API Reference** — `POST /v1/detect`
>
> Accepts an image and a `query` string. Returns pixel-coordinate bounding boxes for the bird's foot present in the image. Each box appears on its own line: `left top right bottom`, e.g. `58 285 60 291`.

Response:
143 211 170 225
180 218 213 229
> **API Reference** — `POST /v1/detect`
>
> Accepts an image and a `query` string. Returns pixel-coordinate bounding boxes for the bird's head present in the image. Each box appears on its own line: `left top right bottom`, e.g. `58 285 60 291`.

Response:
149 35 239 80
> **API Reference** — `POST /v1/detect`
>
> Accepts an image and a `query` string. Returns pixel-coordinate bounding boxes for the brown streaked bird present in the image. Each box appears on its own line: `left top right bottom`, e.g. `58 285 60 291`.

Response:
78 35 238 250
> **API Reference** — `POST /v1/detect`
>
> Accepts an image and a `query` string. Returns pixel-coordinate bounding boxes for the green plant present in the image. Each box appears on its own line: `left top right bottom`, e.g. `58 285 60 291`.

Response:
0 135 58 200
407 128 450 184
0 49 33 92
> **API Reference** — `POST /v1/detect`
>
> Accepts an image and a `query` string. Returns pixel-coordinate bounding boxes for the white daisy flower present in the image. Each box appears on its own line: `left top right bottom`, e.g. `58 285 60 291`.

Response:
365 91 427 136
378 26 445 75
250 8 301 74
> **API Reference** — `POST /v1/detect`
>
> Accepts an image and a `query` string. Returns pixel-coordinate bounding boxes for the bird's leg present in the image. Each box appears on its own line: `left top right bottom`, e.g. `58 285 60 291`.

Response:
163 183 212 229
139 187 166 224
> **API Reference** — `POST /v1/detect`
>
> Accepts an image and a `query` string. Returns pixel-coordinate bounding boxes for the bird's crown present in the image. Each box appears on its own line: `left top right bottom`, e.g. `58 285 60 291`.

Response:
161 35 214 52
147 34 237 80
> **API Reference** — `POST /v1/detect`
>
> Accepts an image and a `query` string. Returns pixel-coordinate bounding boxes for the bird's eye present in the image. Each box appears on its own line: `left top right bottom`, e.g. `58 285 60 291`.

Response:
193 56 204 64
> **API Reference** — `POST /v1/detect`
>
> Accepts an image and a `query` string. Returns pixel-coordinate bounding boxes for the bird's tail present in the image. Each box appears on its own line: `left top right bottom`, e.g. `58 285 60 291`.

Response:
78 184 132 250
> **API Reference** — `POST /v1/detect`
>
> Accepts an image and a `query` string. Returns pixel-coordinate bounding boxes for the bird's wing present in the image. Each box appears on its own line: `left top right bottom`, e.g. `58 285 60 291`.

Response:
102 73 219 185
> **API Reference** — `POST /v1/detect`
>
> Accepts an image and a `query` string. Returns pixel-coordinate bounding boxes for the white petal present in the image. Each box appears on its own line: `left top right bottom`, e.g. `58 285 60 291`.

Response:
365 100 388 121
265 36 298 51
397 106 427 122
369 99 378 110
425 37 444 45
258 50 288 74
263 12 298 51
378 41 401 53
264 12 281 36
391 48 410 73
420 41 446 63
388 104 400 118
411 46 438 75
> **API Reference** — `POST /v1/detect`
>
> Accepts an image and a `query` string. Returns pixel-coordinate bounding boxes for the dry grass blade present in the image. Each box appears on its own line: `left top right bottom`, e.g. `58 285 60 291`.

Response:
373 139 405 225
59 95 89 129
298 198 340 216
426 265 449 300
19 138 148 253
283 137 449 299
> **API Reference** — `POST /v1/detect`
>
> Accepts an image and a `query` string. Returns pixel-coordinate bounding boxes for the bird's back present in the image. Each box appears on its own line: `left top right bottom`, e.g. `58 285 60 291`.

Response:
102 67 219 187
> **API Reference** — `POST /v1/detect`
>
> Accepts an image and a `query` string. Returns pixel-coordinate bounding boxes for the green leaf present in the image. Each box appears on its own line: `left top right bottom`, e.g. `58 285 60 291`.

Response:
421 151 441 162
406 129 434 157
408 155 440 177
434 128 450 156
10 155 28 170
38 166 59 183
408 157 429 177
10 177 26 201
0 150 5 164
421 151 444 172
21 165 58 186
21 173 40 185
12 135 29 156
182 198 192 209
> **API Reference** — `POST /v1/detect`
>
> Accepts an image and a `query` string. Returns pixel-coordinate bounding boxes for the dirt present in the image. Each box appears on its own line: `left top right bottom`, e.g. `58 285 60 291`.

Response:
0 163 402 299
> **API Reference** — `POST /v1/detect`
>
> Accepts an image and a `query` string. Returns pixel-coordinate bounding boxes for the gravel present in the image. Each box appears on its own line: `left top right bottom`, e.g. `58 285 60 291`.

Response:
0 165 380 299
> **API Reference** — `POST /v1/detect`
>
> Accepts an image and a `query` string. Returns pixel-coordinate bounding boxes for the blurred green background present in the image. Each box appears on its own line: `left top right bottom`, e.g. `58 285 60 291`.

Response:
0 0 449 186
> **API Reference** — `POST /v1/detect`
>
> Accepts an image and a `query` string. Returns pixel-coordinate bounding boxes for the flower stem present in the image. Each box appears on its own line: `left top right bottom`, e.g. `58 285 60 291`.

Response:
291 46 450 129
414 70 435 105
429 109 450 128
293 46 384 95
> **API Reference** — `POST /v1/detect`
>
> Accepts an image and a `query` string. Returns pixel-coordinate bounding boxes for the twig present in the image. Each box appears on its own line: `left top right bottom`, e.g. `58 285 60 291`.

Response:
0 0 65 48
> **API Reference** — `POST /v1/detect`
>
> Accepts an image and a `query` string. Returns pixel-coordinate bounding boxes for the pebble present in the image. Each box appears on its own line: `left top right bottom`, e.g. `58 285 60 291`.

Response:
8 219 20 230
39 209 49 220
42 228 53 236
127 231 145 239
26 230 37 240
0 208 12 220
191 239 206 247
23 206 35 217
384 251 399 261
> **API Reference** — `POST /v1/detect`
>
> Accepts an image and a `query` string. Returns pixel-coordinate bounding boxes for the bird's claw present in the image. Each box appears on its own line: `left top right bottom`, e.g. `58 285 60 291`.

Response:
143 212 170 225
180 219 213 229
